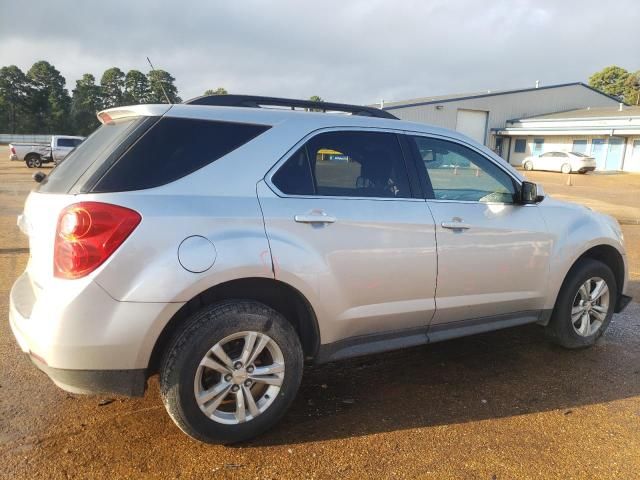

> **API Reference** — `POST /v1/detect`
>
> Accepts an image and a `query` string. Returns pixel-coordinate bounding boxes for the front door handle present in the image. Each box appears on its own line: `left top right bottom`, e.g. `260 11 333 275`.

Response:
441 221 471 230
294 212 336 224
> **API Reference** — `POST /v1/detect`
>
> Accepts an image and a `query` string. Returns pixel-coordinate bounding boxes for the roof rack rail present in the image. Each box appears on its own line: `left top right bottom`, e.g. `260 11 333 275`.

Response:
183 94 398 120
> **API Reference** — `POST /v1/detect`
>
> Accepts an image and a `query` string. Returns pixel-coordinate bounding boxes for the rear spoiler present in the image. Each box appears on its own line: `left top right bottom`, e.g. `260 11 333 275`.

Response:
97 104 172 124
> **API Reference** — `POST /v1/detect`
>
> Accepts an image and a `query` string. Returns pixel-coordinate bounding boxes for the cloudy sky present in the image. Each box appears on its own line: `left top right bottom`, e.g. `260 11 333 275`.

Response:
1 0 639 104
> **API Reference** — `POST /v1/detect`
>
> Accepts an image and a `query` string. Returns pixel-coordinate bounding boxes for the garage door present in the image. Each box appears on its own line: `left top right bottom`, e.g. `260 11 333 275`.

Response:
456 109 488 145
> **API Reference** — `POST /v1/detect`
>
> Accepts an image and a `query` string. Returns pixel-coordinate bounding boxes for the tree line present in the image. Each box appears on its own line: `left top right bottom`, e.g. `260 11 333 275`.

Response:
588 65 640 105
0 61 182 136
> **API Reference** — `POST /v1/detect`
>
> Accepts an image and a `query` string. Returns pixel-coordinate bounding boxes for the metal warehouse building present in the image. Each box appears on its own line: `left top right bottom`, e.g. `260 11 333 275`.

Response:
381 82 627 170
496 106 640 172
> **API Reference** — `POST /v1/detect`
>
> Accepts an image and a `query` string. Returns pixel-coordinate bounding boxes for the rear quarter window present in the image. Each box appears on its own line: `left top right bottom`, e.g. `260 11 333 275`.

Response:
39 117 146 194
92 118 270 192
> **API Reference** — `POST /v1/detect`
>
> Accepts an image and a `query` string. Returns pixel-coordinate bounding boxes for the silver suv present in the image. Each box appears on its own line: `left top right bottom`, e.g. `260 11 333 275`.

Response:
9 95 631 443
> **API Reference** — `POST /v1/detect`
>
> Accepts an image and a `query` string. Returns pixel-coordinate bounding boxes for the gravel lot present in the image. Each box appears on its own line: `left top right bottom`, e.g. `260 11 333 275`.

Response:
1 147 639 479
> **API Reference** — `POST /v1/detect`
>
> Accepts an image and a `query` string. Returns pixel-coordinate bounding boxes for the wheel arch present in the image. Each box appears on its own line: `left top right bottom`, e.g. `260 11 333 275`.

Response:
147 277 320 375
572 244 625 296
545 243 626 325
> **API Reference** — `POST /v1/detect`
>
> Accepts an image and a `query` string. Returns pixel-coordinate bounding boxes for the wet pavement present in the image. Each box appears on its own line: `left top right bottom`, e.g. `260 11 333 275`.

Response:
1 150 639 479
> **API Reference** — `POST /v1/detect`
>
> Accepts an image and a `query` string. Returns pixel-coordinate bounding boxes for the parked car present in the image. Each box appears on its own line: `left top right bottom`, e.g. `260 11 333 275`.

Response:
522 151 596 174
9 96 631 443
9 135 85 168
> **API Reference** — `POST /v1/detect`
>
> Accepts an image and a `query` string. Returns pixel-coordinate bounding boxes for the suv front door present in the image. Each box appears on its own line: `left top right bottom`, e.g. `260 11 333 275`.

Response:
407 135 553 335
258 129 438 345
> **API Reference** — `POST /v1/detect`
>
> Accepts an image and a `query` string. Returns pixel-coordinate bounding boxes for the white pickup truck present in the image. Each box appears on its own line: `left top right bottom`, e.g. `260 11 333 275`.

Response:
9 135 85 168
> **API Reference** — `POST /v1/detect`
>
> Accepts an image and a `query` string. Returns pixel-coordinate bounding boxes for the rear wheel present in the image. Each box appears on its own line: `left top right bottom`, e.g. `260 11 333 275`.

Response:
25 154 42 168
524 161 534 171
561 163 572 174
545 259 616 348
160 301 303 443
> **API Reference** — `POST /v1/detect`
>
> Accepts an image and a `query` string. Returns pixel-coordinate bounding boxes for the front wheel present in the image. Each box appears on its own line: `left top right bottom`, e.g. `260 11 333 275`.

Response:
545 259 617 349
160 301 303 443
523 161 534 171
561 163 572 174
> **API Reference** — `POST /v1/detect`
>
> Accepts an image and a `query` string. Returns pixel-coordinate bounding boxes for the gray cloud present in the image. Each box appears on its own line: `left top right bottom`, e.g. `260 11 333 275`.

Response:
1 0 638 104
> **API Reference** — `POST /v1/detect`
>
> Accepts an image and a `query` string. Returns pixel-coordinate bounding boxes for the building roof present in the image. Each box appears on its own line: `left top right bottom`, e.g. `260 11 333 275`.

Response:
516 105 640 121
380 82 621 111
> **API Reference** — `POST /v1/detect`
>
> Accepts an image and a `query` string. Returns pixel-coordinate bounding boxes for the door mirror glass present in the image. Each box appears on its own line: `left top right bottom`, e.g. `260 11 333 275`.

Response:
520 181 544 204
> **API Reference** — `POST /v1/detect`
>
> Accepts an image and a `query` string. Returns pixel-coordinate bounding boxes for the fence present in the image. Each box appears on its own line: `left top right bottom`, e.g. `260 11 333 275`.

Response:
0 134 52 145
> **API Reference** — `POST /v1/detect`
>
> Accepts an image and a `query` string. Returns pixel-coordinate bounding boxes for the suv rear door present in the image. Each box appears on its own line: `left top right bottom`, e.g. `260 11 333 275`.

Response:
258 129 437 345
405 134 553 337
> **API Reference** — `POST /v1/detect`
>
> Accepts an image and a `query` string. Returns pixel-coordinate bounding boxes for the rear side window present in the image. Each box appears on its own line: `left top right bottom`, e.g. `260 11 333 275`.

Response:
272 131 412 198
92 118 270 192
39 117 145 193
57 138 76 147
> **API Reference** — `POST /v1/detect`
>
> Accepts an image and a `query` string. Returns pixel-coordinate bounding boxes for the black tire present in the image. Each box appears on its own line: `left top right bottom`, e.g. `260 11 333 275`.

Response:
25 154 42 168
524 161 533 171
545 259 617 349
160 301 303 444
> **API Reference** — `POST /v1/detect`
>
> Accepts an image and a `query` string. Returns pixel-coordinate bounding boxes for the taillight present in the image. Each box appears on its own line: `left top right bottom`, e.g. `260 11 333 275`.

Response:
54 202 141 279
10 146 16 155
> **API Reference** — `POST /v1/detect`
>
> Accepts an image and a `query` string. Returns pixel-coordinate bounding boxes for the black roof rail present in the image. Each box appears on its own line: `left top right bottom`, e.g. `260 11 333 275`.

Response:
183 94 398 120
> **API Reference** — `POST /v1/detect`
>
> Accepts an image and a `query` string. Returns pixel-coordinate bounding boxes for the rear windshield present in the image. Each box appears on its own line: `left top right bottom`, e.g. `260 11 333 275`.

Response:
39 117 146 193
91 118 270 192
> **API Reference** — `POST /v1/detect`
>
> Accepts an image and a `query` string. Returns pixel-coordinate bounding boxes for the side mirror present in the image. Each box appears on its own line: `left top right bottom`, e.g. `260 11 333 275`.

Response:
520 181 544 204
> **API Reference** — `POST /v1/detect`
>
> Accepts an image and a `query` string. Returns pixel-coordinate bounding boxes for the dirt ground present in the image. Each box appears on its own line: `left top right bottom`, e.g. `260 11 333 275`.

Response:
1 147 639 479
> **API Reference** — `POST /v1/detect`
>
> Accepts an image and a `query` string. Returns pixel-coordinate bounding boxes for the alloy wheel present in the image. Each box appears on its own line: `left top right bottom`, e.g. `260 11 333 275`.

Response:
571 276 609 337
193 331 285 425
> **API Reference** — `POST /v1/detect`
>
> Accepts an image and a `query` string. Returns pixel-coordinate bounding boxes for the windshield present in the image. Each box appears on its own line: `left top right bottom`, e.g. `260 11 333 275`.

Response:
570 152 589 157
38 117 145 193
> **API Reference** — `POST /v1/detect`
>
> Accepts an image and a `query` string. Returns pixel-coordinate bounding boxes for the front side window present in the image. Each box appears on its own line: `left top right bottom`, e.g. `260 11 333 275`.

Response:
272 131 412 198
411 136 516 203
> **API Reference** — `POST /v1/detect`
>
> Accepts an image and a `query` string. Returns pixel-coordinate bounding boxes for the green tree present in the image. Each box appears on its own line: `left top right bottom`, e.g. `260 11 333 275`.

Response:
27 60 71 133
307 95 324 112
100 67 125 108
124 70 150 104
147 69 181 103
204 87 228 95
0 65 32 133
588 66 630 99
623 71 640 105
71 74 102 135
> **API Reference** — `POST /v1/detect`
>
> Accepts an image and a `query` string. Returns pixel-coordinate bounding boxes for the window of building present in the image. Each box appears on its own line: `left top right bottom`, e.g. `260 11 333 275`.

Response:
572 139 588 154
514 138 526 153
272 131 412 199
633 140 640 157
533 138 544 154
411 136 516 203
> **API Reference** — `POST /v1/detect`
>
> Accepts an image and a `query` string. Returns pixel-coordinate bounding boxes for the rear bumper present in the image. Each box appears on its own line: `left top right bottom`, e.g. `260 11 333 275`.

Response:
30 355 146 396
9 270 183 395
10 154 18 161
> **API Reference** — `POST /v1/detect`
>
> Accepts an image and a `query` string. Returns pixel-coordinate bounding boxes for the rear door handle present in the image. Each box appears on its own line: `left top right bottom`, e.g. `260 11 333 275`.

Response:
294 212 336 224
441 221 471 230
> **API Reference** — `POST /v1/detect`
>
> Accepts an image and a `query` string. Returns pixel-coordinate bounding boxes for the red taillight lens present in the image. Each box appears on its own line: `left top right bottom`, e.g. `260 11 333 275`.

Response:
54 202 141 279
11 146 16 155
